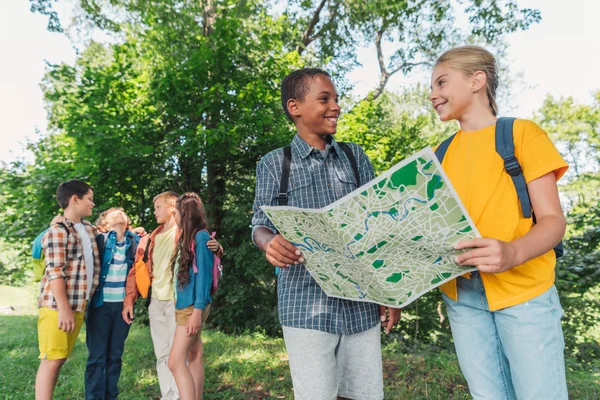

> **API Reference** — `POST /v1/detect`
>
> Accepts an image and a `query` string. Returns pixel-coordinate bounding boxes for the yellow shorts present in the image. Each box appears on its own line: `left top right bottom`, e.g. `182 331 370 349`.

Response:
38 307 85 360
175 304 210 326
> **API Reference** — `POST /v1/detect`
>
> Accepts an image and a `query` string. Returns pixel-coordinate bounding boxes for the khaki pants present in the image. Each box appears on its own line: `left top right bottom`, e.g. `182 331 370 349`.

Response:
149 298 179 399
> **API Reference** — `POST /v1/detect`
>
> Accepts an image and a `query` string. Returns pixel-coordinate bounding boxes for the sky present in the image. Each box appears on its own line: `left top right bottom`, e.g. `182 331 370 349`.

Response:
1 0 599 164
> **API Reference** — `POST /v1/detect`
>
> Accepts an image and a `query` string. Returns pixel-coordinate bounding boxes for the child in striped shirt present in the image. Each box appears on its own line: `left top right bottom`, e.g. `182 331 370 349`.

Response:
85 208 137 399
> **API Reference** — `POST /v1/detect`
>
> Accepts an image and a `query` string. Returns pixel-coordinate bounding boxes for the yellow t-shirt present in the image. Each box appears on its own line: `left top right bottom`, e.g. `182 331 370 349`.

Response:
439 119 568 311
151 225 177 301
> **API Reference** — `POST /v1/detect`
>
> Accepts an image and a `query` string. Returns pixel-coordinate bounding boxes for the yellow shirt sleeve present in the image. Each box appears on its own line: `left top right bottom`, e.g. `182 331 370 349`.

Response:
517 120 568 184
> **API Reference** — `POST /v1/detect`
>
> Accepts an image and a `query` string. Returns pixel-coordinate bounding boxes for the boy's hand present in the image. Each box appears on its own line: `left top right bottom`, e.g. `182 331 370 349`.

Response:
186 309 203 336
454 238 518 274
379 305 401 334
122 303 134 325
266 234 304 268
207 237 221 253
132 226 147 237
58 307 75 333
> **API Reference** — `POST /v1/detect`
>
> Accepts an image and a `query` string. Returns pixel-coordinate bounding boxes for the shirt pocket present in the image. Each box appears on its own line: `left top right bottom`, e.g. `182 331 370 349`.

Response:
287 172 313 207
335 167 359 197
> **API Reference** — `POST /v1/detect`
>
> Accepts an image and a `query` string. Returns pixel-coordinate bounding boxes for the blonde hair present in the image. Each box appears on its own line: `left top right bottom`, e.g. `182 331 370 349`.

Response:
435 45 499 116
95 207 129 233
153 191 179 208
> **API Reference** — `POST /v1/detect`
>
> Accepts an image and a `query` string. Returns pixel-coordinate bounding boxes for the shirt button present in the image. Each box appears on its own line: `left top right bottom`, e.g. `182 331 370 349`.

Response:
328 184 332 188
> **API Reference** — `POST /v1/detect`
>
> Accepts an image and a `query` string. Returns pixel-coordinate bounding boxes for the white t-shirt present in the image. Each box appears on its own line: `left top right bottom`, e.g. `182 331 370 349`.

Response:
73 222 95 299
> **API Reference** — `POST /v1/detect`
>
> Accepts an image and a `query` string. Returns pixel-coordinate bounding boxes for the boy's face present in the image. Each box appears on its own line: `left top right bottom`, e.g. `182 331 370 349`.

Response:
106 210 127 231
71 190 94 218
291 75 340 136
154 198 173 225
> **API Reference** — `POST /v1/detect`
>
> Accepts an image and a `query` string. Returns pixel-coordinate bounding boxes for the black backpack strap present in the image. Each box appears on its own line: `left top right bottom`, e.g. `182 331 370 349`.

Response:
434 133 458 162
495 117 532 218
142 235 152 263
278 146 292 206
338 142 360 186
56 221 70 239
96 233 106 257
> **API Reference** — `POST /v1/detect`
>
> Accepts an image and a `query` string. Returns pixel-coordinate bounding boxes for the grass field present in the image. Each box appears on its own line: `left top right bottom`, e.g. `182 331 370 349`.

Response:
1 285 598 399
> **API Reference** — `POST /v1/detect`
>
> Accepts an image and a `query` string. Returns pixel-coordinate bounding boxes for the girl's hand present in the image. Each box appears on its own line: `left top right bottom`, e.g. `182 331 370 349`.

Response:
454 238 519 274
185 309 203 337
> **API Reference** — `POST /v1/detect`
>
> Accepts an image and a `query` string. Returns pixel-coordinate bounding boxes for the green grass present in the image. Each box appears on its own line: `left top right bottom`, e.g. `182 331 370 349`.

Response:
1 286 599 399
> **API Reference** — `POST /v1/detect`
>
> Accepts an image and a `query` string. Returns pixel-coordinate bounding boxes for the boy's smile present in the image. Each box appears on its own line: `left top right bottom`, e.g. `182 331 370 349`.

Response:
75 190 95 217
293 74 341 140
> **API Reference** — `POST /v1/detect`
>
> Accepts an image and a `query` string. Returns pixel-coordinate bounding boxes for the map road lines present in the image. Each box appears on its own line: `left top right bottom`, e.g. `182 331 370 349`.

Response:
262 147 479 308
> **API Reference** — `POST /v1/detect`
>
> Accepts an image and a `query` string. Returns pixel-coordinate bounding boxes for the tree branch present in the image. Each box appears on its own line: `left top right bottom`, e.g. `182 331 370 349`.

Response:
364 26 431 103
363 24 390 102
297 0 327 55
202 0 216 37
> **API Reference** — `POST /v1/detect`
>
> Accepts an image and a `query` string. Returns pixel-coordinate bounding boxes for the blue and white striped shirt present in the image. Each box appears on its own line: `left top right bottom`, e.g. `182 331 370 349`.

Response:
252 134 379 335
102 241 128 302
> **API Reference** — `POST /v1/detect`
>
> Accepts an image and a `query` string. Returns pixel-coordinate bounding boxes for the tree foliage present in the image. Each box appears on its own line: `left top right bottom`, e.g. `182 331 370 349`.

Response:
3 0 542 333
536 91 600 362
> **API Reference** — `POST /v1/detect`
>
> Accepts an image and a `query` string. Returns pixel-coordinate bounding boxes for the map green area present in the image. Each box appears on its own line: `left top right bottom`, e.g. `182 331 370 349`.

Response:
262 147 480 308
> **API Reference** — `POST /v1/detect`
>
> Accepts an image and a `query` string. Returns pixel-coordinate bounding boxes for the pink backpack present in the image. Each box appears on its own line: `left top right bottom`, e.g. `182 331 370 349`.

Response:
190 231 223 295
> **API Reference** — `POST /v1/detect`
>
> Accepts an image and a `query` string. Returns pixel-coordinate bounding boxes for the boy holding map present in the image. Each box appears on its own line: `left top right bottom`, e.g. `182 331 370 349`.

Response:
251 67 400 400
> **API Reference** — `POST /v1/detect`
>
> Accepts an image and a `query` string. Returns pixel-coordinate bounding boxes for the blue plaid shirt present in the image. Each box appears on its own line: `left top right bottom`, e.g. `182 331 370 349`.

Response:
252 134 380 335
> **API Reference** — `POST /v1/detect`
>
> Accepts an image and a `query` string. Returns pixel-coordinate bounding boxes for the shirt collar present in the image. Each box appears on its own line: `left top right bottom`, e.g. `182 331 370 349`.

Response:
291 134 339 159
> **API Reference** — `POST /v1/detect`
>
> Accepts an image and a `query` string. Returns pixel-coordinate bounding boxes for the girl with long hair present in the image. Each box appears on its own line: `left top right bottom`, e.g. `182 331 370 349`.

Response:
167 192 214 400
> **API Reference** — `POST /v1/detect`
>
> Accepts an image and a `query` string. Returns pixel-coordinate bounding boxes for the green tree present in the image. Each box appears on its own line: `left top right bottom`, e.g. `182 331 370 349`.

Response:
10 0 542 333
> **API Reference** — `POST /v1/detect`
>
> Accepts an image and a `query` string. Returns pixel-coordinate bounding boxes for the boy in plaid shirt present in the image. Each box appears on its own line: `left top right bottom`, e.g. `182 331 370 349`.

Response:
35 180 101 400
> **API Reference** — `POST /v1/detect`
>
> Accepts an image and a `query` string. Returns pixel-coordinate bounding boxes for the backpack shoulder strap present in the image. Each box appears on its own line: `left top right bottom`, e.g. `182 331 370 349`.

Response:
56 221 70 238
434 133 458 162
142 235 152 263
96 232 107 257
495 117 532 218
278 146 292 206
338 142 360 186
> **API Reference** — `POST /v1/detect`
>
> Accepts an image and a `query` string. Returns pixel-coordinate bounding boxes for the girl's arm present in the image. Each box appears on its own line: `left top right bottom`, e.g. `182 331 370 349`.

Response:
456 172 566 273
194 231 214 310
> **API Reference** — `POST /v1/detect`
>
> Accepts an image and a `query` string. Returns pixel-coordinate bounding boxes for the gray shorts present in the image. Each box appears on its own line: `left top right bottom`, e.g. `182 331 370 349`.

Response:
282 324 383 400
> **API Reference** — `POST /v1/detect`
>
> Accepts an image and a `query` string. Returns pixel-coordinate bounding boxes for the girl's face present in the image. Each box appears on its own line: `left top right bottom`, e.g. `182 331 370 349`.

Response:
430 63 475 122
173 206 181 227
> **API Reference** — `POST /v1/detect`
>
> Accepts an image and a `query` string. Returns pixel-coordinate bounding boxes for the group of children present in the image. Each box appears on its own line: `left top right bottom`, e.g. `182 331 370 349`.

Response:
35 44 569 400
35 187 222 400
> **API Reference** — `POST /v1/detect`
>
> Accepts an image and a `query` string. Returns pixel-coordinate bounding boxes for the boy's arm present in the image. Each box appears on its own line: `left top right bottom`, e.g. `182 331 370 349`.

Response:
43 226 75 332
49 278 75 332
251 157 302 267
207 236 224 258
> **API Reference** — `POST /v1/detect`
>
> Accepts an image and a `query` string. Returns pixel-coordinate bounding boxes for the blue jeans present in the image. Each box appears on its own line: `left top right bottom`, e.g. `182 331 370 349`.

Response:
85 301 131 400
443 272 568 400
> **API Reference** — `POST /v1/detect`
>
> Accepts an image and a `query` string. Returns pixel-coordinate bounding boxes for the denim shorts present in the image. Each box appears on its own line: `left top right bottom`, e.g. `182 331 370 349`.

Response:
443 272 568 400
